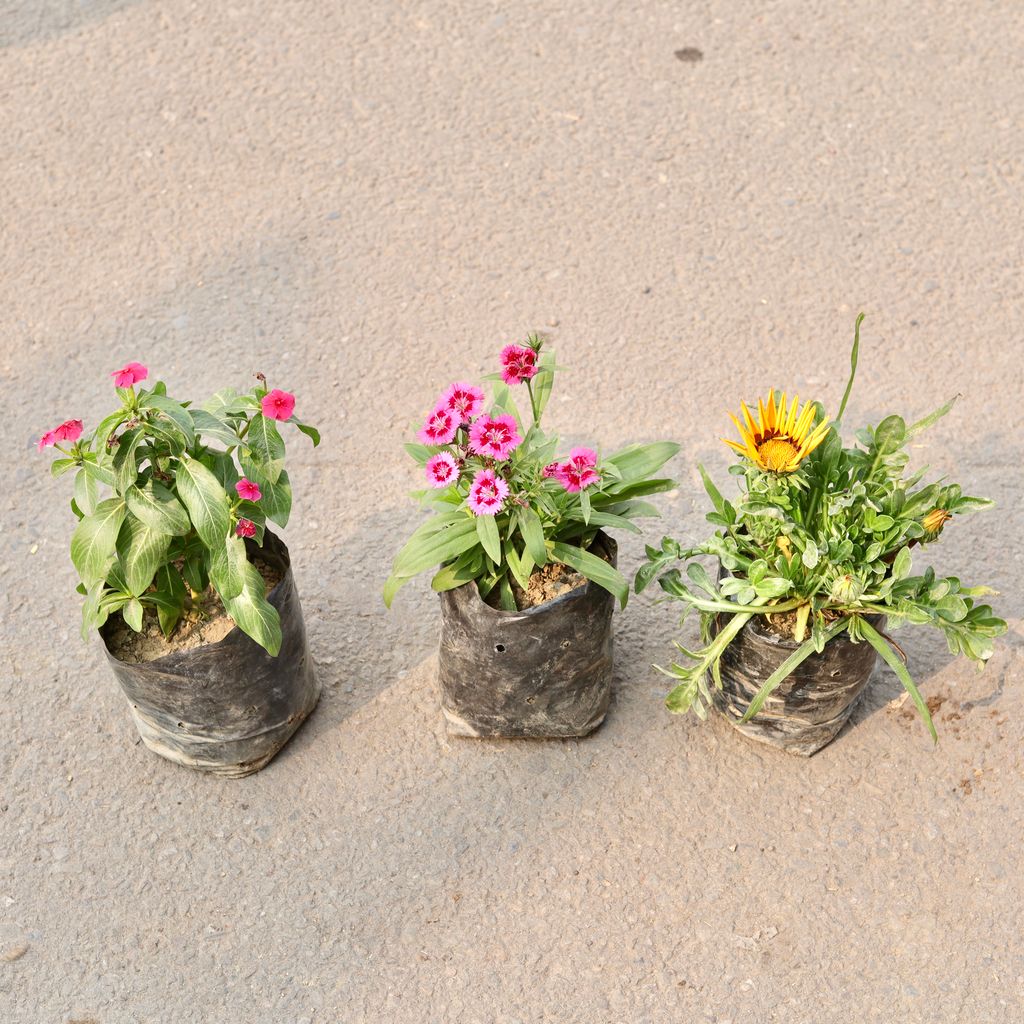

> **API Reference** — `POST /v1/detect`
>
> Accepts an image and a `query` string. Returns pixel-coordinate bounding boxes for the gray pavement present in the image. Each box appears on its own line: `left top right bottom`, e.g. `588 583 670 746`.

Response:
2 2 1022 1021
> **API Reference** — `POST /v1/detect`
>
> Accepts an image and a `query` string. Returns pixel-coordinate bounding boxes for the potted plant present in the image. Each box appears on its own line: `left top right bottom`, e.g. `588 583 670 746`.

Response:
384 335 680 738
636 316 1006 755
38 362 321 777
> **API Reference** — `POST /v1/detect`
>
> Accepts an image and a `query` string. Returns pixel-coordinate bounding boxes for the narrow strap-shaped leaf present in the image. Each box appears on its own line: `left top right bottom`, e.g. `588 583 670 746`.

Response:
475 514 502 565
517 507 547 566
859 618 937 741
549 541 628 607
741 619 850 722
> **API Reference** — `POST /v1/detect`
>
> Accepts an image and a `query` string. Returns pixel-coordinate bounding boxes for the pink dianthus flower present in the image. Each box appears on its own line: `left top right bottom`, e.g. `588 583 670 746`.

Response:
442 382 485 423
417 405 459 446
468 414 521 460
499 344 538 385
426 452 459 488
467 469 509 516
554 447 600 493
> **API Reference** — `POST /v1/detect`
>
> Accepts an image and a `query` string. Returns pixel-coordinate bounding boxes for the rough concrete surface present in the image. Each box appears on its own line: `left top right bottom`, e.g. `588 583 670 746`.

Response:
2 2 1022 1021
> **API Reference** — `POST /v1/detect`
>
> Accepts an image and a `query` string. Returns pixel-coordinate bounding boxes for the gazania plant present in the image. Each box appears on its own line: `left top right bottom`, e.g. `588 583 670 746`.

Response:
637 316 1006 739
39 362 319 655
385 335 679 609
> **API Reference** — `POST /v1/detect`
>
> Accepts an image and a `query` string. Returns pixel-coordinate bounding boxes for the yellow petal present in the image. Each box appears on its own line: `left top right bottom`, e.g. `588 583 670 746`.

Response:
793 402 816 442
766 390 777 432
740 401 759 442
785 394 800 433
729 412 755 450
757 396 769 436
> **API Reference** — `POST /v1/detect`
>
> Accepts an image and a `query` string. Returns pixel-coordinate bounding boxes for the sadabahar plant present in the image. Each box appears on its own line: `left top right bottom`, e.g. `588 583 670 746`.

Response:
38 362 319 656
636 316 1006 739
385 335 680 609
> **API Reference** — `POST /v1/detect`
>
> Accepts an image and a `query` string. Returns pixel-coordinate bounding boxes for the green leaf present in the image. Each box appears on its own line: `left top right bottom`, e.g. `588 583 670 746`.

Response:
604 442 681 483
116 515 171 596
517 507 548 566
246 414 286 484
254 468 292 528
123 597 145 632
50 457 77 479
74 468 99 516
385 518 481 605
475 514 502 565
152 564 187 637
549 541 629 607
906 396 957 440
404 443 434 466
141 393 196 446
222 562 282 656
292 419 321 446
860 618 937 742
189 408 240 447
176 457 231 549
836 312 863 424
579 488 592 526
208 533 249 602
741 619 850 721
70 498 126 587
698 464 726 515
125 480 190 536
892 546 912 581
112 427 146 494
873 415 907 456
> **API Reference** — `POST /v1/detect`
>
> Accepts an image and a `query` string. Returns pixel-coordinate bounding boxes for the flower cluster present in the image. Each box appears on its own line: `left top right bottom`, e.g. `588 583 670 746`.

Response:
413 339 601 518
37 361 318 656
388 333 679 610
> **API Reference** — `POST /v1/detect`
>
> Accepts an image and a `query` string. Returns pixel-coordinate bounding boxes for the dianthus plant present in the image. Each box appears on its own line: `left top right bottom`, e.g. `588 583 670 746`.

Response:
636 316 1006 738
38 362 319 656
385 336 679 609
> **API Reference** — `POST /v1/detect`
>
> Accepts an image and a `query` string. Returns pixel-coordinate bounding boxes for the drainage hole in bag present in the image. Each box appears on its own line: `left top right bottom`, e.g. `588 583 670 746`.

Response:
494 643 507 653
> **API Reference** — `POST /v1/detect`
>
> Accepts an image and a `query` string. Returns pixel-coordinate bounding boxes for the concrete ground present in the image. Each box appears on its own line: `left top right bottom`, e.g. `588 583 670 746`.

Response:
2 2 1022 1021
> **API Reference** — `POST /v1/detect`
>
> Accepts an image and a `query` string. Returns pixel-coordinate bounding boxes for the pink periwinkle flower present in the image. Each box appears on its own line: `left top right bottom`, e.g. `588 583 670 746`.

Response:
235 518 257 538
417 405 459 446
499 344 538 385
555 447 600 493
111 362 148 388
442 381 485 423
468 414 522 461
426 452 460 488
467 469 510 516
37 419 84 452
235 478 262 502
261 389 296 421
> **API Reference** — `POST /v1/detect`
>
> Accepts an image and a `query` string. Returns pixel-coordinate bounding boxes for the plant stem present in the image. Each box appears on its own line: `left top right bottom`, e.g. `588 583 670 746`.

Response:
525 378 540 427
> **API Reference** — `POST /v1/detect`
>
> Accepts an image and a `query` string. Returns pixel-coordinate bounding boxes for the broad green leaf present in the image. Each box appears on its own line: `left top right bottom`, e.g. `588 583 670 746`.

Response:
112 427 146 494
549 541 629 607
125 480 190 536
176 457 231 550
74 468 98 516
141 393 196 446
71 498 126 587
190 408 240 447
82 458 115 488
116 515 170 596
476 514 501 565
222 562 282 656
255 469 292 529
123 597 145 632
292 419 321 446
208 533 249 601
892 546 912 581
245 414 286 483
151 564 187 637
50 457 76 479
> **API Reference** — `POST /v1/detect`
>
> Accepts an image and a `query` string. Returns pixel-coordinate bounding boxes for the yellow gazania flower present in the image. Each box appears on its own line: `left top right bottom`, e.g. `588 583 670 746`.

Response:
723 391 831 473
922 508 952 538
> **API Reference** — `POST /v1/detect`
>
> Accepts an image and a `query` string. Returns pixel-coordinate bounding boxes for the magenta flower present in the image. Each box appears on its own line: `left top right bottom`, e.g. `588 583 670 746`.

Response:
442 381 485 423
499 344 538 385
426 452 459 488
554 447 600 493
261 389 296 421
111 362 148 388
467 469 509 516
468 414 522 460
37 420 84 452
235 478 262 502
36 429 58 452
541 462 562 479
235 518 257 538
417 405 459 446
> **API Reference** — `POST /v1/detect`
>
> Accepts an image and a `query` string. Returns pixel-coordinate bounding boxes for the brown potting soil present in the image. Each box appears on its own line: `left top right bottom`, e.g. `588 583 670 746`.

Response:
106 557 283 664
